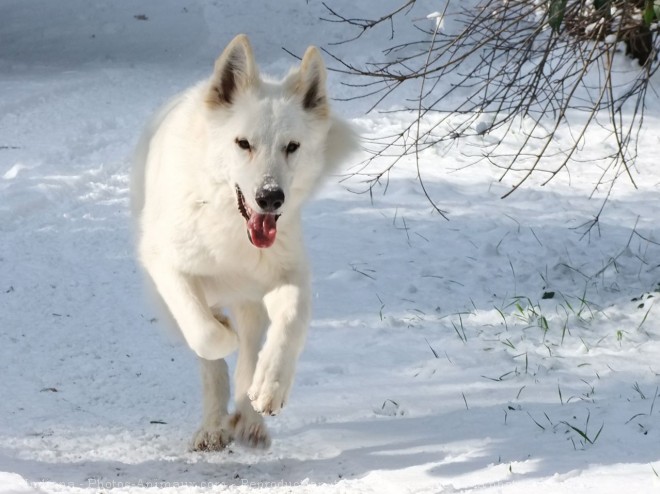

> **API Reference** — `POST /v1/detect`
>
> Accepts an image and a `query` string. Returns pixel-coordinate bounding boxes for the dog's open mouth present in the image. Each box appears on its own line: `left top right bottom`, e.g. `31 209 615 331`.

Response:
236 185 280 248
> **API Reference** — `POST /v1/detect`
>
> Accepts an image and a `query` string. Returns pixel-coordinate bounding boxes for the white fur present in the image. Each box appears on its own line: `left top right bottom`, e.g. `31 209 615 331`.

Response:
132 35 358 450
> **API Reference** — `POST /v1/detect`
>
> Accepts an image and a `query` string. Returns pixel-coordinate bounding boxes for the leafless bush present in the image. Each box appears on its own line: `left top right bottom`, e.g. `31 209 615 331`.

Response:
319 0 659 220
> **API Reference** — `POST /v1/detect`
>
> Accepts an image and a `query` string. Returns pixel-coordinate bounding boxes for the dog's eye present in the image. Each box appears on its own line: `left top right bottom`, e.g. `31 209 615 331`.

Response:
286 141 300 155
236 138 251 151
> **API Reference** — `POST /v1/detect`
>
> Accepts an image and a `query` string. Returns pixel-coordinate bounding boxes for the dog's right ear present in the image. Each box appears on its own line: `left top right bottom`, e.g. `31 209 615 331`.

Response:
207 34 258 107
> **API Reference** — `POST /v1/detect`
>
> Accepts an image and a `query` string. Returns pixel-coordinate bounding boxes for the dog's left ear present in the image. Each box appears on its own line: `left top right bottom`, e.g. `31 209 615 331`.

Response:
296 46 329 117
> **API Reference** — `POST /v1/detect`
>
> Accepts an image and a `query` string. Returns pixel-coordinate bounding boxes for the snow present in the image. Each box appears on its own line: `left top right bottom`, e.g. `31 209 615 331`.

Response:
1 1 659 493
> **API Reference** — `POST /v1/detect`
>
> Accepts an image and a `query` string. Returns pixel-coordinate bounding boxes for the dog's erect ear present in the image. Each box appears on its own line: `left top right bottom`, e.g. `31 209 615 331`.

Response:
208 34 258 107
296 46 329 116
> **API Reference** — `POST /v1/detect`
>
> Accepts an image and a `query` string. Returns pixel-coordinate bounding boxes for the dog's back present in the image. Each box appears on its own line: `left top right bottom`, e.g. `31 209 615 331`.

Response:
130 92 188 219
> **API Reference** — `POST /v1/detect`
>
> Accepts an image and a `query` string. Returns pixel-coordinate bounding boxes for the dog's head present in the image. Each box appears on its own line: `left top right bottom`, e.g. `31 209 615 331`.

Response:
203 34 349 249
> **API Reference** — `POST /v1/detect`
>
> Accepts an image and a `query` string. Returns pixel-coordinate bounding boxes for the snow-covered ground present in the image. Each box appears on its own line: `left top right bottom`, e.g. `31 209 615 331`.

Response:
1 1 659 493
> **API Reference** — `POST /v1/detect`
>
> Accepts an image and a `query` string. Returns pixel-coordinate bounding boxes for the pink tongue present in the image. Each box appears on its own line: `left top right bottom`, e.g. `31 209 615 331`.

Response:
247 213 277 248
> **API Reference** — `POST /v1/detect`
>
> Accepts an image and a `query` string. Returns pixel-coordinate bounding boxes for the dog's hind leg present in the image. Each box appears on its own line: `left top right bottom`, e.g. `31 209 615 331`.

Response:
227 301 272 449
192 348 232 451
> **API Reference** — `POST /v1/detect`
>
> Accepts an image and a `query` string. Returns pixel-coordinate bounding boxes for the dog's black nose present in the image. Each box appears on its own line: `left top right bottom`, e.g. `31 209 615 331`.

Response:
255 187 285 212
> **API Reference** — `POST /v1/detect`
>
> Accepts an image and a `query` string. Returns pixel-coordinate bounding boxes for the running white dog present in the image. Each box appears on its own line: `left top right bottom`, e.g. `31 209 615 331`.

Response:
131 34 357 450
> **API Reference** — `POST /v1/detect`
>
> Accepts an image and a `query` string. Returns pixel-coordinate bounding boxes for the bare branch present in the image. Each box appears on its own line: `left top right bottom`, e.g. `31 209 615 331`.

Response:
314 0 659 215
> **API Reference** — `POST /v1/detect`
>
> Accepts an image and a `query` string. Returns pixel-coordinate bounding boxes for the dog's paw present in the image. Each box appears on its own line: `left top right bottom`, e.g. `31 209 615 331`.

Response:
191 426 233 452
190 315 239 361
227 410 272 449
247 360 294 416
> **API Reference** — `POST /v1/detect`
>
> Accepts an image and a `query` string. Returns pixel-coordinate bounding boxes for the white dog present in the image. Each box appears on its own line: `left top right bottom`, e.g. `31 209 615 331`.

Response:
131 34 358 450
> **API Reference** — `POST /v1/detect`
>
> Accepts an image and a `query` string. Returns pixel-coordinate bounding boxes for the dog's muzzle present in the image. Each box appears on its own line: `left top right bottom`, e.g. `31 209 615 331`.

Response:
235 185 280 248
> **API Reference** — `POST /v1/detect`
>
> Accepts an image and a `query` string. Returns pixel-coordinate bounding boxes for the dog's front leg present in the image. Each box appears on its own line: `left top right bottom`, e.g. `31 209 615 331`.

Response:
143 259 239 360
248 274 311 416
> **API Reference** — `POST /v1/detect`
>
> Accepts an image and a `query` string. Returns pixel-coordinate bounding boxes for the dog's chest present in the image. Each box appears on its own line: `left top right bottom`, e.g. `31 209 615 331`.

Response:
200 249 289 306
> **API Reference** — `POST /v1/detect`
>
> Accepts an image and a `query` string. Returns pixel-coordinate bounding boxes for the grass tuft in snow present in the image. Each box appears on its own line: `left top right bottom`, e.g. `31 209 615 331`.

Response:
561 410 604 449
